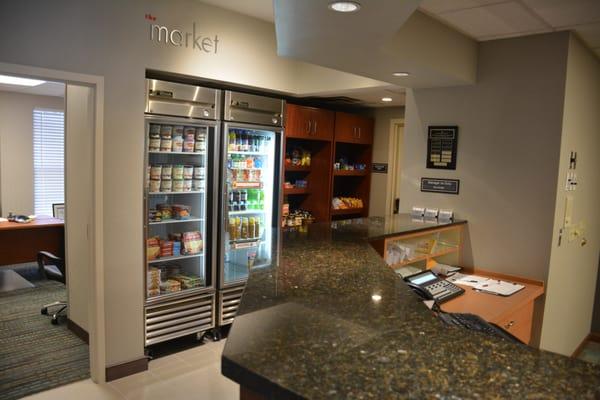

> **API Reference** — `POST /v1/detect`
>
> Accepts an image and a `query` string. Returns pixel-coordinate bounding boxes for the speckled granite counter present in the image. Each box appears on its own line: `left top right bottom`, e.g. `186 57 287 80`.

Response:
222 215 600 399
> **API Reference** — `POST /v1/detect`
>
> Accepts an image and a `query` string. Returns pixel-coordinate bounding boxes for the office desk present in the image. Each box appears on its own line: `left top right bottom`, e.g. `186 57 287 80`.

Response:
0 217 64 265
441 269 544 344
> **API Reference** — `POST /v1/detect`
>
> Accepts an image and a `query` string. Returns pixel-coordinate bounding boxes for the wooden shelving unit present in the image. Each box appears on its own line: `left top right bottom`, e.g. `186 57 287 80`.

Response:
284 187 310 195
282 104 374 223
330 207 364 216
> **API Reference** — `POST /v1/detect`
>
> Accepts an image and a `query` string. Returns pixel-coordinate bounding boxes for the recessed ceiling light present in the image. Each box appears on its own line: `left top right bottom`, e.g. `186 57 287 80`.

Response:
381 97 393 102
392 72 410 77
371 294 382 302
0 74 45 87
328 1 361 13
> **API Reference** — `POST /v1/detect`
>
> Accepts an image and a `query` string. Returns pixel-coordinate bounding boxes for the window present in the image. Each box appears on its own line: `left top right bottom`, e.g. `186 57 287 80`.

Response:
33 108 64 216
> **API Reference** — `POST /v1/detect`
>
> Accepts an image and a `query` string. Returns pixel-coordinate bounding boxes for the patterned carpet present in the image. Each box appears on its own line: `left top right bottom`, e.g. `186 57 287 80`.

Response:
0 265 89 400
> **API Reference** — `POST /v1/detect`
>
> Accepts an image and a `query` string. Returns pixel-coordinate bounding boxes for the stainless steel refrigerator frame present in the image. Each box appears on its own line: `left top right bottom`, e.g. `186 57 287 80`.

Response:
216 93 285 329
143 81 221 346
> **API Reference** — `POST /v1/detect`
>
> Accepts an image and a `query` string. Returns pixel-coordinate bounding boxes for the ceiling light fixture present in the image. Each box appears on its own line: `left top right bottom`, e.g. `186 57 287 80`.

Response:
392 72 410 77
381 97 393 102
0 74 45 87
371 294 382 302
328 1 361 13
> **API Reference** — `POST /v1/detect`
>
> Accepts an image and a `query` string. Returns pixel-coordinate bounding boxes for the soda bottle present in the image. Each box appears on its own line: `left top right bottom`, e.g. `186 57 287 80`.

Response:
229 130 236 151
236 130 242 151
258 190 264 209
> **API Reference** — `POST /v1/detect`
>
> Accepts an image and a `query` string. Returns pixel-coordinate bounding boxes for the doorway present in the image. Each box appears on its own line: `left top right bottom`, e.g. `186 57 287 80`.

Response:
0 62 105 395
385 119 404 216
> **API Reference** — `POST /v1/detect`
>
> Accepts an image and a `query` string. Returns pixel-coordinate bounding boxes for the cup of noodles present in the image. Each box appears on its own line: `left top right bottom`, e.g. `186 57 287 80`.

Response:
173 125 184 137
193 166 204 178
172 131 184 152
149 179 161 193
161 164 172 180
149 124 161 137
183 179 193 192
150 165 162 180
148 137 161 152
183 165 194 179
172 179 184 192
160 138 172 152
160 125 173 138
183 133 195 152
193 179 204 191
172 165 184 180
160 179 172 192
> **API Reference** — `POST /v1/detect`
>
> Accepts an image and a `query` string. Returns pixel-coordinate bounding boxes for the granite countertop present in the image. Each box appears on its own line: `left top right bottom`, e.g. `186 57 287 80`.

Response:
222 215 600 399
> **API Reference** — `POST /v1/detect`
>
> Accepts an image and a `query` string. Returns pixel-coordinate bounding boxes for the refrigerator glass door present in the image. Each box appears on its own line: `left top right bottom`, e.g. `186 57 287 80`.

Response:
222 124 279 286
145 117 215 302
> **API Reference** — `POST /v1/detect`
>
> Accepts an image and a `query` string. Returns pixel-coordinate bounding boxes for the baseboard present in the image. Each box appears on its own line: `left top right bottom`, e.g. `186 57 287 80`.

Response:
572 333 593 358
105 358 149 382
67 318 89 344
588 332 600 343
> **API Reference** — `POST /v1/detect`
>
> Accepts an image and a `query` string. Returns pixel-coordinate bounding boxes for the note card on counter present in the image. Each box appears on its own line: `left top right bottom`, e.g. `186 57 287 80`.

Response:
473 280 524 296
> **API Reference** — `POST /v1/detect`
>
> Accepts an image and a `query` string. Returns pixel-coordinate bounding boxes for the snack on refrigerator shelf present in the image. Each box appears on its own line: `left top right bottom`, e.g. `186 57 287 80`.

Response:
182 231 203 254
172 204 191 220
147 237 160 260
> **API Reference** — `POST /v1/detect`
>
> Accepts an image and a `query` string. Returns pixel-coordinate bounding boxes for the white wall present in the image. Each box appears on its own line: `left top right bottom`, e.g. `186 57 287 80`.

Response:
401 32 570 281
369 107 404 217
0 0 391 367
65 84 94 332
540 36 600 355
0 92 64 216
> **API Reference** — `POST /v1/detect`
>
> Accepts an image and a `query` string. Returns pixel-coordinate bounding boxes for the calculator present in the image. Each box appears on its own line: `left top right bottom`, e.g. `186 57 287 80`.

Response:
405 270 465 303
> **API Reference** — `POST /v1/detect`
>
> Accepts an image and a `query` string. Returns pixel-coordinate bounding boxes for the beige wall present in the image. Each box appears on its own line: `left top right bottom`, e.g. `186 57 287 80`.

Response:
0 0 391 367
401 32 570 281
540 36 600 355
0 92 64 216
369 107 404 217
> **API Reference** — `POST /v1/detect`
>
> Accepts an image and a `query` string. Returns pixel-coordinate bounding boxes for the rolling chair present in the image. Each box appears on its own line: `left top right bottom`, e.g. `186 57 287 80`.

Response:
37 251 67 324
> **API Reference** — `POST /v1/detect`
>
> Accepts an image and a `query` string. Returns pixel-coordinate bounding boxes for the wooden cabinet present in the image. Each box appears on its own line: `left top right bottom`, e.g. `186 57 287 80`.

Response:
494 301 534 344
285 104 334 141
334 112 373 145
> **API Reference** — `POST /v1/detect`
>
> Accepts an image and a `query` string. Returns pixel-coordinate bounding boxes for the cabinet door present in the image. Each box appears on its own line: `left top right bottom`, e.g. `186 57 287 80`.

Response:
355 115 374 145
494 301 534 344
334 112 360 143
310 108 334 141
285 104 313 139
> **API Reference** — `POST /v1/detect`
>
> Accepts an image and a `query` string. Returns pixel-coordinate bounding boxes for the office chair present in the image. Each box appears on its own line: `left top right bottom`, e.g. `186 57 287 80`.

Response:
37 251 67 325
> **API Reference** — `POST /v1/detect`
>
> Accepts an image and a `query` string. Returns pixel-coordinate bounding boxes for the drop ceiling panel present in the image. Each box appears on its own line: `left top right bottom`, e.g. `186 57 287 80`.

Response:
420 0 505 14
439 2 549 38
521 0 600 28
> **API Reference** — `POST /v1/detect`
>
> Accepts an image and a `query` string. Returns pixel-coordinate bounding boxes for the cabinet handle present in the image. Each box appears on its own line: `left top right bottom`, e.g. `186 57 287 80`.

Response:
358 127 362 139
352 127 356 138
307 120 312 134
504 320 515 329
313 120 318 135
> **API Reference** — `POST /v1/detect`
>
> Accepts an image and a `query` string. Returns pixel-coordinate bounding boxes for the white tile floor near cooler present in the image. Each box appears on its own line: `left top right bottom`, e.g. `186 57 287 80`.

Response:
23 340 239 400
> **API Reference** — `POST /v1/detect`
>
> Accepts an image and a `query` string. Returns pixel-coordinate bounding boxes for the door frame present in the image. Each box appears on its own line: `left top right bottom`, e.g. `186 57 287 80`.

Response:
0 62 106 383
385 119 404 216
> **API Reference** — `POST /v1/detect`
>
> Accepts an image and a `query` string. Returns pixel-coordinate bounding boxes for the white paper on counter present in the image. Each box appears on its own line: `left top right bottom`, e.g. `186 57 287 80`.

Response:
446 273 491 287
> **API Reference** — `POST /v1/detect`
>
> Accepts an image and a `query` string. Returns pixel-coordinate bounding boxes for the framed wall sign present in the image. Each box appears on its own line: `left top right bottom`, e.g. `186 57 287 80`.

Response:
427 126 458 170
421 178 460 195
372 163 388 173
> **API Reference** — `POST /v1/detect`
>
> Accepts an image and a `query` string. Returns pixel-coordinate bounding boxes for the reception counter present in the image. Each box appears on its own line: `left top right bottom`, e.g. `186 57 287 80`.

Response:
221 215 600 399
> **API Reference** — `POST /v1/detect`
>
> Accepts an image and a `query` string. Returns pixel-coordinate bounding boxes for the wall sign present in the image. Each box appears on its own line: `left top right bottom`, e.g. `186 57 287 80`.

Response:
146 14 219 54
372 163 388 173
427 126 458 170
421 178 460 195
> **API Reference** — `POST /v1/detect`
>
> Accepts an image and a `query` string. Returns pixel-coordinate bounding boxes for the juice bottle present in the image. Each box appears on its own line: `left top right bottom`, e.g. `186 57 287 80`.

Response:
241 218 249 239
248 217 255 239
254 217 261 238
229 218 236 240
246 155 254 169
235 217 241 239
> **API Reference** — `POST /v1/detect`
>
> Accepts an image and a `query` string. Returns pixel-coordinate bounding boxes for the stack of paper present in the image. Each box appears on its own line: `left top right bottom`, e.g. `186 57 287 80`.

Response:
447 273 525 296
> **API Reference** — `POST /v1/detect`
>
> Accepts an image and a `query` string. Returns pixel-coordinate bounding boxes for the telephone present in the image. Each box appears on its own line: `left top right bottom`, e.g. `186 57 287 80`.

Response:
404 270 464 303
7 213 32 224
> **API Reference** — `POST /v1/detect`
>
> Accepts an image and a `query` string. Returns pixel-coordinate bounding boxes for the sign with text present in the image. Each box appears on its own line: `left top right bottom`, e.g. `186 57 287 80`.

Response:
427 126 458 170
146 14 219 54
421 178 460 195
372 163 388 173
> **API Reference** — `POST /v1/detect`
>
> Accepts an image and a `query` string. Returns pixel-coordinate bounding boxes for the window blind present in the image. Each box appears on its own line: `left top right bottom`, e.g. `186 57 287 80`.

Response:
33 108 64 216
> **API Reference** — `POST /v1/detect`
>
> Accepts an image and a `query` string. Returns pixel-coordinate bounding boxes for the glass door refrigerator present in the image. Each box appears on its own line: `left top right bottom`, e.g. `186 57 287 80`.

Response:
143 79 219 346
217 91 284 331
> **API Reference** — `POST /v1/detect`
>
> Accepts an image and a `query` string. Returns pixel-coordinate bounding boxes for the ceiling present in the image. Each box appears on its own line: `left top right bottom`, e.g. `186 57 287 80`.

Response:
196 0 599 107
0 80 64 97
419 0 600 58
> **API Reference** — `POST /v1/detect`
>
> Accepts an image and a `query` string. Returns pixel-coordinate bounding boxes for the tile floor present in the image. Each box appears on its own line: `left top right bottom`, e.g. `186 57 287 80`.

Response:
578 340 600 365
23 340 239 400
